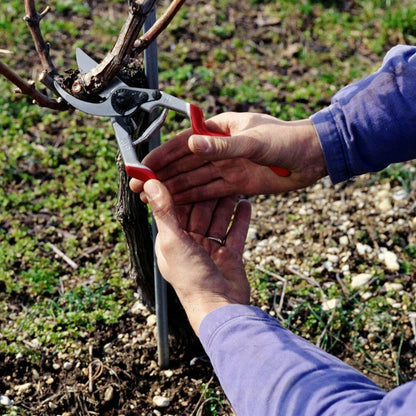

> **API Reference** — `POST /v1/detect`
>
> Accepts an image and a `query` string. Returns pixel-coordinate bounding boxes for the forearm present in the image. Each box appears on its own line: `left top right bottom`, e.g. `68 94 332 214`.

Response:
200 305 392 416
311 45 416 183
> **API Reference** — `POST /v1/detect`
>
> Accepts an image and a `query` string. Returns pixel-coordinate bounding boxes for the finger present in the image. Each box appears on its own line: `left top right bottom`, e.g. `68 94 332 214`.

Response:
130 178 144 193
207 196 238 240
156 152 209 182
143 179 184 239
172 179 231 204
189 133 261 161
163 162 226 195
142 128 194 171
175 204 193 230
225 199 251 254
187 199 218 235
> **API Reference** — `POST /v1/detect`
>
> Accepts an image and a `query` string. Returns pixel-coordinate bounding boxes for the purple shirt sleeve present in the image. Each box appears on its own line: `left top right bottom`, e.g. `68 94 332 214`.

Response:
311 45 416 183
199 305 416 415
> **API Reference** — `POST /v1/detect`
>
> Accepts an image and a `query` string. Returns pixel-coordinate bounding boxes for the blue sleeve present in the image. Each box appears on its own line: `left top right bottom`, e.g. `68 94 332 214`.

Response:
310 45 416 183
199 305 416 416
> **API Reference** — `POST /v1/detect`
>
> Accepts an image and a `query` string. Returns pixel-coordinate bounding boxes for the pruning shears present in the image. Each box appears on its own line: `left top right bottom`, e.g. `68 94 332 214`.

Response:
55 48 290 182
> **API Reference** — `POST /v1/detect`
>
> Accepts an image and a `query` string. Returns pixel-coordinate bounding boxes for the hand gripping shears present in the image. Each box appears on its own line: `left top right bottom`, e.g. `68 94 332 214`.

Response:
55 48 290 182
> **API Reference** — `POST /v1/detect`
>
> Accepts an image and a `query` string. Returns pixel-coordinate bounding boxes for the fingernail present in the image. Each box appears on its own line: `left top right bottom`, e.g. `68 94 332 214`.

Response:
144 180 161 201
191 135 211 153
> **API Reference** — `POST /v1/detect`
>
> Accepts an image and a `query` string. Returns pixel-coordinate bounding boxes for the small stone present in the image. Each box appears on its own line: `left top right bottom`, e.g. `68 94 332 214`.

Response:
31 339 41 348
52 363 61 370
351 273 372 289
383 282 404 292
63 361 73 371
378 198 392 211
322 298 339 311
14 383 32 395
163 370 174 378
393 189 407 201
379 250 400 272
46 377 54 385
153 395 170 408
323 261 334 271
131 300 147 315
361 291 373 300
356 243 372 256
339 236 349 246
0 396 13 406
327 254 339 264
104 386 114 402
49 402 58 410
146 314 157 326
247 227 258 240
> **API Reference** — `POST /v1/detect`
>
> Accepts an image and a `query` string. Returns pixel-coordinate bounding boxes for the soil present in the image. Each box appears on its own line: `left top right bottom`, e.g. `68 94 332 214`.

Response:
1 1 416 415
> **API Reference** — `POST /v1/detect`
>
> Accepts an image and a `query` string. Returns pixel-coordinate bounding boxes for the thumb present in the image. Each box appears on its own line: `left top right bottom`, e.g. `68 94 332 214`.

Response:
189 134 258 161
143 179 182 236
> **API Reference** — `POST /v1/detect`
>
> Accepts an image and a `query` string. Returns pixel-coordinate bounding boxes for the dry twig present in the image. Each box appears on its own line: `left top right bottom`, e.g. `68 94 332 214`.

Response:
46 242 79 270
256 265 287 321
133 0 186 54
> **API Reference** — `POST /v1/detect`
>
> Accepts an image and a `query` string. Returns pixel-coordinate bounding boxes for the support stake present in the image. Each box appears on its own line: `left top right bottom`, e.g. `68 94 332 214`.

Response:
144 7 170 369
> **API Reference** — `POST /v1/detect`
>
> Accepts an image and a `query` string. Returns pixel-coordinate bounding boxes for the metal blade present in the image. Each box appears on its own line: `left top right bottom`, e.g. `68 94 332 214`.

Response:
54 80 123 116
76 48 98 73
75 48 128 99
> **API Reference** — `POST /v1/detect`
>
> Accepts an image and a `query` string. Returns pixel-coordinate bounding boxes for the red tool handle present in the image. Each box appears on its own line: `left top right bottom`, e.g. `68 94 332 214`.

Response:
189 104 290 177
125 165 158 182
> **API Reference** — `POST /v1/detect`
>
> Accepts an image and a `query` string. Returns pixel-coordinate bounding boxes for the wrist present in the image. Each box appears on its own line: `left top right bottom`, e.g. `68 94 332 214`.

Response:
275 118 327 185
301 119 328 179
179 295 233 336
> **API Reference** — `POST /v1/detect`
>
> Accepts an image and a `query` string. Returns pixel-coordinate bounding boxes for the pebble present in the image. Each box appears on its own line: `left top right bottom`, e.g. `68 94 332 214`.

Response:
63 361 73 371
53 363 61 370
361 291 373 300
46 377 54 385
378 198 392 212
323 261 334 271
356 243 372 256
383 282 404 292
247 227 258 240
163 370 174 378
14 382 32 395
379 249 400 271
104 386 114 402
393 189 407 201
0 396 13 406
152 395 170 408
131 300 148 315
327 254 339 264
147 314 157 327
49 402 58 410
339 236 349 246
322 298 339 311
351 273 372 289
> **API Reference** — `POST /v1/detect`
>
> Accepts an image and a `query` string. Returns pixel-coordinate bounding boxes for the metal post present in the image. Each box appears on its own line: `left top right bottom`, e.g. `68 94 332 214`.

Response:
144 7 170 368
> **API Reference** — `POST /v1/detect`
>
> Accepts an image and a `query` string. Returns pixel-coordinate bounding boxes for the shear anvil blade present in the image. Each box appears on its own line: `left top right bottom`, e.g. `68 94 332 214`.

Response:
54 81 119 116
